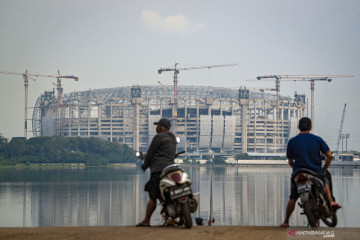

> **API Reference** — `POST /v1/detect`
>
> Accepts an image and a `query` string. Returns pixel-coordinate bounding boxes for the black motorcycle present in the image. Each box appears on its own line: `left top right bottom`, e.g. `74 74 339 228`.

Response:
293 169 338 227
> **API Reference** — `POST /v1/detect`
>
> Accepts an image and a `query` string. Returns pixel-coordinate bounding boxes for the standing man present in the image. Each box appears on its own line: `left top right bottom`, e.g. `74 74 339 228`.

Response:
136 118 177 227
280 117 341 227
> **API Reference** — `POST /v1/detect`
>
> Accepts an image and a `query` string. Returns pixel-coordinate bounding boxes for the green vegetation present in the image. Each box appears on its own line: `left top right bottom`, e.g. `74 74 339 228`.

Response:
0 134 136 166
213 156 226 164
235 153 252 160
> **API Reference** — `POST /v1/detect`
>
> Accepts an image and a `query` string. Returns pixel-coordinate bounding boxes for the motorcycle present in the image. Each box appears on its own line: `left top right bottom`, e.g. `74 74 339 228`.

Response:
293 169 338 227
136 150 198 229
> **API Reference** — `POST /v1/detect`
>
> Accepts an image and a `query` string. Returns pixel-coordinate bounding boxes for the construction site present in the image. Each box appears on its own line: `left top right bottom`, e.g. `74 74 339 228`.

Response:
1 67 354 155
31 85 306 154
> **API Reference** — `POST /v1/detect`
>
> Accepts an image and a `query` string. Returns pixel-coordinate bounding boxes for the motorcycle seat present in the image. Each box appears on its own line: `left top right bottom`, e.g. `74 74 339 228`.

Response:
293 168 325 191
293 168 318 178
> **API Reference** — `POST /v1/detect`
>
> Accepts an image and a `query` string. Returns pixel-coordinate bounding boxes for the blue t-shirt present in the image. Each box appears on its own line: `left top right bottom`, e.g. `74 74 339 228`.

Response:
287 133 330 176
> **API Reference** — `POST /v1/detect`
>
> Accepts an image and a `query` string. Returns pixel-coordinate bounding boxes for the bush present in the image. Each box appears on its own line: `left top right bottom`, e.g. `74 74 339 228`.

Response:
0 135 137 166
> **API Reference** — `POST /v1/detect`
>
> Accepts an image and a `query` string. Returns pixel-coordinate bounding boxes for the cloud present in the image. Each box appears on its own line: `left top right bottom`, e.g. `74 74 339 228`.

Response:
140 9 204 33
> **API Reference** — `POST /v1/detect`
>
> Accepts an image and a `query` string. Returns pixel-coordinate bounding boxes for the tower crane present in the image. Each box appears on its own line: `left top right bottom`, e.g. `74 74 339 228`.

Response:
158 63 238 133
248 87 276 97
0 70 78 138
256 74 354 131
336 103 347 152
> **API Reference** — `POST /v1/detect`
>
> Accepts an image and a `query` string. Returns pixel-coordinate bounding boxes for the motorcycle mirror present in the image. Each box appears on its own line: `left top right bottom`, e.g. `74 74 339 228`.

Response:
176 137 181 143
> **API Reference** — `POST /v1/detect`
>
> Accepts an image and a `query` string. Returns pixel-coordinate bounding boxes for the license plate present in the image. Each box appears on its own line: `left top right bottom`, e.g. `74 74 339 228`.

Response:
297 184 310 193
169 185 192 199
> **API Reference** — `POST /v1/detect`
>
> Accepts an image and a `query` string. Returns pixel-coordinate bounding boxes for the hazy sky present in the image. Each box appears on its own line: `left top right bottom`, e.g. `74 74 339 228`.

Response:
1 0 359 151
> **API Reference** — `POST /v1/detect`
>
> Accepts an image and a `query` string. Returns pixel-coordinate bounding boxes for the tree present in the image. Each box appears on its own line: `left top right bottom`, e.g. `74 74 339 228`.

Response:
0 135 137 166
213 156 226 164
0 133 8 145
235 153 252 160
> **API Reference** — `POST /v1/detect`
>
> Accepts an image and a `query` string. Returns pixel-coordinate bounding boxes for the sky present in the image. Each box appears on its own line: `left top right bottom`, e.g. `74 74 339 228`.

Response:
0 0 359 151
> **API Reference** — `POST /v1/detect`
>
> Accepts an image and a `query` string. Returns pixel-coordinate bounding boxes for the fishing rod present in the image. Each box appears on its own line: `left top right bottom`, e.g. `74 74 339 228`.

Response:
208 155 215 226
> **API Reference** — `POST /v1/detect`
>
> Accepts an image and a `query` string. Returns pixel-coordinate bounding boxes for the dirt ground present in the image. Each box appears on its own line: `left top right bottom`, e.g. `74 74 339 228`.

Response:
0 226 359 240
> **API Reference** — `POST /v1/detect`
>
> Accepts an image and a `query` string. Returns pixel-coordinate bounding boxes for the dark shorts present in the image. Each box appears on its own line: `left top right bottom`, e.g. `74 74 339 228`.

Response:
145 171 162 200
290 175 327 200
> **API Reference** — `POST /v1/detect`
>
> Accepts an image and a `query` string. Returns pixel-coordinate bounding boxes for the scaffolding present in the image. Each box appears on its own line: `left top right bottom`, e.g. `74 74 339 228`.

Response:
32 85 305 153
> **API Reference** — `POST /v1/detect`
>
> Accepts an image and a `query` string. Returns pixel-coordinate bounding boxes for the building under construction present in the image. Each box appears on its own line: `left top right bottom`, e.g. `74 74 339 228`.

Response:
32 85 306 154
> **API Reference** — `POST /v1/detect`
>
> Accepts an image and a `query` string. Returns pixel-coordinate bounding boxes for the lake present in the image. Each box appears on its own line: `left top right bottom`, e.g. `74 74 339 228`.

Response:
0 166 358 227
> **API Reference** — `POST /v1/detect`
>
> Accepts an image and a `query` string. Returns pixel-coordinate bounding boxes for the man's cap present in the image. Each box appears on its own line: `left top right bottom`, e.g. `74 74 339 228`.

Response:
154 118 171 129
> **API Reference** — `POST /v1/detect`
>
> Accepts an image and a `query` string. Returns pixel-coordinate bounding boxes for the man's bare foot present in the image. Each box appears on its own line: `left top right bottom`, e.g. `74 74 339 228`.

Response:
280 223 289 228
136 220 150 227
330 202 342 209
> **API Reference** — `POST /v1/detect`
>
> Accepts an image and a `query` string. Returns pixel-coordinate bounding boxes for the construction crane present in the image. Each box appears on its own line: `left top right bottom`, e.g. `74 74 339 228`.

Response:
0 70 78 138
336 103 347 152
248 87 276 97
157 81 172 97
158 63 238 133
256 74 354 131
250 87 276 92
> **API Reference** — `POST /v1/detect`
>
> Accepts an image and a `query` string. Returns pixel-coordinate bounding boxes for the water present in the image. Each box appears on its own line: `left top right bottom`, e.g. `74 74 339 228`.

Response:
0 166 358 227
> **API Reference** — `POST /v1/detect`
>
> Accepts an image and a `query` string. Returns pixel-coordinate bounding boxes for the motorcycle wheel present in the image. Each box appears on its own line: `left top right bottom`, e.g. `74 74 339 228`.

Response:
303 195 320 227
321 213 337 227
182 203 193 229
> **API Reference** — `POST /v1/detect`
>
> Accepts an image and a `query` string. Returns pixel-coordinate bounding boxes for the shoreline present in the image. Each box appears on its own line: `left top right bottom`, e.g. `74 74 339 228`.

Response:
1 160 360 169
0 226 359 240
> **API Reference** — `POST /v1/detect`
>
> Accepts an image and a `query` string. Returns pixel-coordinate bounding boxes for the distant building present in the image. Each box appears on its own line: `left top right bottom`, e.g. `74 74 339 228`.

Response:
196 159 208 164
334 152 354 162
32 85 306 154
247 152 286 160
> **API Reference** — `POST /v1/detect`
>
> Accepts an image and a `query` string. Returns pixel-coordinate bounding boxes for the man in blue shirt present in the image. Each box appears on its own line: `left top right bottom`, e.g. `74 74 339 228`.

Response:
280 117 341 227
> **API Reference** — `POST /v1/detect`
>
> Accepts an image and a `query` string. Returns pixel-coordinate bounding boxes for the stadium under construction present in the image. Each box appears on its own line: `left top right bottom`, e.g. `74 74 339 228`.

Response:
32 85 306 154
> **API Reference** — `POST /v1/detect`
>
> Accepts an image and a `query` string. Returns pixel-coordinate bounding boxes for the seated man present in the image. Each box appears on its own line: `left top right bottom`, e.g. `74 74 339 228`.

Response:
280 117 341 227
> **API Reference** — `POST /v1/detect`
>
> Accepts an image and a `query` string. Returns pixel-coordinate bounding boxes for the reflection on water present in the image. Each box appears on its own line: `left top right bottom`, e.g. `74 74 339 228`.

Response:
0 167 359 227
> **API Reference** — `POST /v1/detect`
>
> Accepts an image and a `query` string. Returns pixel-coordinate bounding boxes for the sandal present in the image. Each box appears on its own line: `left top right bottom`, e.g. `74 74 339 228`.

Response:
136 222 150 227
280 223 289 228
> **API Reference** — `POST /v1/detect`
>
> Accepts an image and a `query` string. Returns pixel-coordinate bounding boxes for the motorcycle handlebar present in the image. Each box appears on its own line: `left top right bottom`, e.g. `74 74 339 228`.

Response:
175 151 186 158
136 151 145 160
137 150 186 162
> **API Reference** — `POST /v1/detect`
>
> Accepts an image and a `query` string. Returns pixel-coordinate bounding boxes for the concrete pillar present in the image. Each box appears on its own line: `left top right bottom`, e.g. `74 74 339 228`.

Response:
123 104 126 143
219 100 223 116
160 99 163 118
265 100 268 152
239 88 249 154
110 102 113 142
240 100 249 153
184 100 187 151
88 101 91 137
77 104 80 136
98 103 102 136
131 86 142 150
68 104 71 136
132 98 141 151
253 102 257 152
196 99 199 151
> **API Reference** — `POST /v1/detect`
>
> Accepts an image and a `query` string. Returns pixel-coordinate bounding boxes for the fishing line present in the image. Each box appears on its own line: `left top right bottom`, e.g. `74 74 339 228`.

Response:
209 156 214 226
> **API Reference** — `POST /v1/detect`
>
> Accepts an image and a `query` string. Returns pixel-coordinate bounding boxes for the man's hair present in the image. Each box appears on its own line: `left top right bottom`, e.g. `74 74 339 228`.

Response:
159 125 169 131
298 117 312 131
